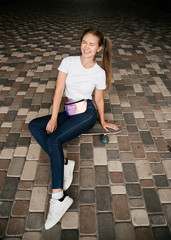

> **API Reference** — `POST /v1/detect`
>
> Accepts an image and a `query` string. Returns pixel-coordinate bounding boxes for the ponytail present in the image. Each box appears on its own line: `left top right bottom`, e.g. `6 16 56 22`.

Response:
102 37 112 91
81 28 112 91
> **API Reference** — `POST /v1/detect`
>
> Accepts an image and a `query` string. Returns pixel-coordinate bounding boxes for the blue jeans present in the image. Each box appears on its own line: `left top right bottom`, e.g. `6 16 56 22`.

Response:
28 101 97 189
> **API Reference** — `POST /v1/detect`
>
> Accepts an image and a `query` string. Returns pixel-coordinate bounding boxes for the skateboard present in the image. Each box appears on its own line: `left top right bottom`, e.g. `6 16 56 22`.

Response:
82 120 122 144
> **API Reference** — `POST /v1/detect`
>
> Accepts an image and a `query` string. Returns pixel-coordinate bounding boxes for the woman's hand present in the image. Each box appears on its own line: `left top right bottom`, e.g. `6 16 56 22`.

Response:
46 118 57 134
101 121 119 132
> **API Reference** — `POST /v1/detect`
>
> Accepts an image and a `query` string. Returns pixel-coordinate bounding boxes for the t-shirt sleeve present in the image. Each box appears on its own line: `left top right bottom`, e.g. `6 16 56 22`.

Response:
95 70 106 90
58 57 68 73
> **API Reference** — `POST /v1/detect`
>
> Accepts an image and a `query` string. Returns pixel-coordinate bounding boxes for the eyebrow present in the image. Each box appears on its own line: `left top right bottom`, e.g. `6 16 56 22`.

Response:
82 40 95 45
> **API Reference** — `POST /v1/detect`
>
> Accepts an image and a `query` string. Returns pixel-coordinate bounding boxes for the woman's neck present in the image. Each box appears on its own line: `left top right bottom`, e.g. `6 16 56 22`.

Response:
80 55 95 69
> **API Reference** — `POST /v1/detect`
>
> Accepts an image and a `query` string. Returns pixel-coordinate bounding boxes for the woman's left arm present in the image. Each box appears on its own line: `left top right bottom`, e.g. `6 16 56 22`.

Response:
94 88 119 132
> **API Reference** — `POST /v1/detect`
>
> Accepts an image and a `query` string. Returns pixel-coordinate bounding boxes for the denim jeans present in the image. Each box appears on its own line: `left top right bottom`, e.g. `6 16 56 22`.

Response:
28 101 97 189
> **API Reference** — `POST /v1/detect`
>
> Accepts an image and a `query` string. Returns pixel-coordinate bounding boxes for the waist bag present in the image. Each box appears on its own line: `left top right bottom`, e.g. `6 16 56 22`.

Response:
65 99 87 116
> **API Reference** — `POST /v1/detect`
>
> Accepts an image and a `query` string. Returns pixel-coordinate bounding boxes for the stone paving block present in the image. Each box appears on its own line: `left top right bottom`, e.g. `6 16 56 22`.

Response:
123 113 136 125
14 147 28 157
162 160 171 179
96 187 112 211
97 213 115 240
112 195 130 221
129 198 145 208
150 163 164 174
107 149 119 160
143 188 162 213
126 184 142 197
94 148 107 165
122 163 138 182
163 204 171 229
120 152 135 162
0 148 14 159
5 110 17 122
154 111 167 122
135 160 152 179
111 186 126 194
18 136 31 147
80 168 95 189
11 200 29 217
35 165 50 186
110 172 124 184
95 166 109 185
131 142 146 158
135 227 154 240
0 171 6 191
7 157 25 177
79 190 95 204
10 120 24 133
154 137 168 151
0 201 13 218
158 189 171 203
42 223 61 240
149 214 167 226
26 143 41 160
6 217 25 236
80 206 96 234
136 119 149 130
0 159 10 171
118 136 131 151
61 212 78 229
140 179 155 188
15 190 31 200
152 227 171 240
21 161 38 181
139 131 154 145
25 111 38 123
115 223 136 240
147 152 160 162
26 212 44 231
4 133 20 148
29 187 47 212
18 181 33 191
108 160 122 172
0 218 8 238
131 209 149 226
153 175 169 187
80 135 93 143
61 229 79 240
0 177 19 200
22 232 41 240
80 143 93 160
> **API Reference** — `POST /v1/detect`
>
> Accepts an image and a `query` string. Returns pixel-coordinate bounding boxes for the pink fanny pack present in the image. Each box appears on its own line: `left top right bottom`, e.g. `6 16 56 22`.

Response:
65 99 87 116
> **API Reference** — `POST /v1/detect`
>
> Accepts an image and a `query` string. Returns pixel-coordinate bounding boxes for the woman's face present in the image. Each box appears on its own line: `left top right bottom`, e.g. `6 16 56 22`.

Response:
81 33 102 59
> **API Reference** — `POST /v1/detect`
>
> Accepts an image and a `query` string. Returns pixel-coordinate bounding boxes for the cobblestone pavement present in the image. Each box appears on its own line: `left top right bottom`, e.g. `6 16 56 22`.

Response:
0 0 171 239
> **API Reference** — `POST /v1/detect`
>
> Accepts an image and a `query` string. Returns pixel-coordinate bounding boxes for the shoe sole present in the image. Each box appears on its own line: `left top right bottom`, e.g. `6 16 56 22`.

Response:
45 197 73 230
63 161 75 191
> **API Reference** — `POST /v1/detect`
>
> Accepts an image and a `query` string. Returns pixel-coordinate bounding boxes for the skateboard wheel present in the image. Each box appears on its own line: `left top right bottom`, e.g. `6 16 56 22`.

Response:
101 135 109 144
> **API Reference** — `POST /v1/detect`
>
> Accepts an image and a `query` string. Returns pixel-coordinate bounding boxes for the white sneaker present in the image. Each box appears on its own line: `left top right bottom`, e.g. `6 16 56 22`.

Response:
63 159 75 191
45 195 73 230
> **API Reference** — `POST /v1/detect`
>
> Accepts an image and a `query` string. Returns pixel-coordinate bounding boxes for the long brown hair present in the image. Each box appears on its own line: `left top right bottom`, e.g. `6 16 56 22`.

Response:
81 28 112 91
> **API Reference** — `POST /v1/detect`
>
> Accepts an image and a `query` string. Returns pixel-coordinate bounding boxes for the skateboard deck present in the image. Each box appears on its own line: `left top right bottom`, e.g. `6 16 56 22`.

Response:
82 120 122 143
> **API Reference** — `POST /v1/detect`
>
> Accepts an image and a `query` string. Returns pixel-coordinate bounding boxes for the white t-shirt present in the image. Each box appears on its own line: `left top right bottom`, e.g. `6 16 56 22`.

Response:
58 56 106 100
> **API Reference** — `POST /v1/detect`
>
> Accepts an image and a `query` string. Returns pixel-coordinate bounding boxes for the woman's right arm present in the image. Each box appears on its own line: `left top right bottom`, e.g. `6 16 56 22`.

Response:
46 71 67 133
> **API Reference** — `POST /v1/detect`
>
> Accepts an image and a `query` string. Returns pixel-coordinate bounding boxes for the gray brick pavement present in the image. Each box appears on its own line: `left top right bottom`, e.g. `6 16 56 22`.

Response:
0 0 171 239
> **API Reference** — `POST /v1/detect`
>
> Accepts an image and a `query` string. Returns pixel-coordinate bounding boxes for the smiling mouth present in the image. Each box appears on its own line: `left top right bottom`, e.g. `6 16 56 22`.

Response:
84 50 91 54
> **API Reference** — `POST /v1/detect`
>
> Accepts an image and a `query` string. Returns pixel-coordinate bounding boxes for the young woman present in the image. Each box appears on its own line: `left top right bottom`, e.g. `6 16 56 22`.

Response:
28 28 119 230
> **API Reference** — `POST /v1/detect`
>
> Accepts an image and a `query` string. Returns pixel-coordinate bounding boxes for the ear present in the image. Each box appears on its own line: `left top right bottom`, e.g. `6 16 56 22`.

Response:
97 46 103 52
